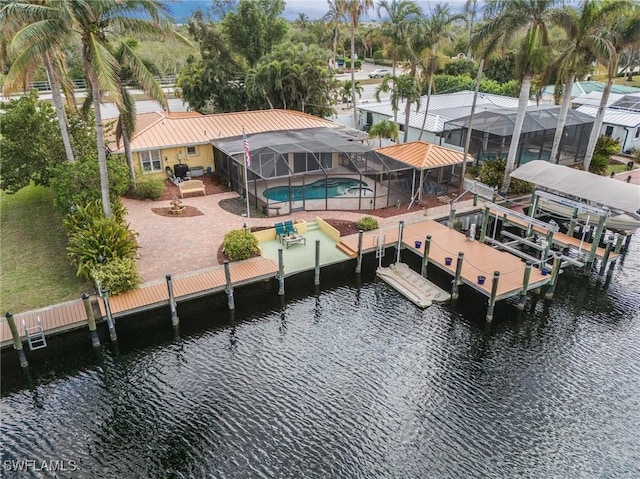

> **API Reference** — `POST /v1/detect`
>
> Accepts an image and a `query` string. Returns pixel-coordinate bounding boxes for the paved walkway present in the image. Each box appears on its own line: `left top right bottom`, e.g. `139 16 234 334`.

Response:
124 193 478 282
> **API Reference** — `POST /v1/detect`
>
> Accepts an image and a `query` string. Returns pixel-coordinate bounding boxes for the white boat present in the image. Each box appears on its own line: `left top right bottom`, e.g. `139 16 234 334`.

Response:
376 262 451 308
536 199 640 232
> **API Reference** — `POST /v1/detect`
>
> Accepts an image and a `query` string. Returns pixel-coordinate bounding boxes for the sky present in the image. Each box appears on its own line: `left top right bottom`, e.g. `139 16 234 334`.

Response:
167 1 469 23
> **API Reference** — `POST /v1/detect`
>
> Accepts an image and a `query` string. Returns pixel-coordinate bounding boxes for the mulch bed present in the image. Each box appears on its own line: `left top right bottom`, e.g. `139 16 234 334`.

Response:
125 174 232 201
151 206 204 218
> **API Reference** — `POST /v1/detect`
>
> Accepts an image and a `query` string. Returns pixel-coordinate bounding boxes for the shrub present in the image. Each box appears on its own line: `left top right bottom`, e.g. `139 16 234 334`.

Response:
590 135 621 175
64 199 127 234
373 50 384 62
356 216 378 231
91 257 140 294
66 216 139 280
223 229 259 261
478 158 533 195
135 176 165 199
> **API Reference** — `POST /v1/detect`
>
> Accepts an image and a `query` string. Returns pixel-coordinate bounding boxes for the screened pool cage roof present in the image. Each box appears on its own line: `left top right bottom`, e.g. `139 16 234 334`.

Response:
212 128 411 179
443 106 594 137
610 93 640 112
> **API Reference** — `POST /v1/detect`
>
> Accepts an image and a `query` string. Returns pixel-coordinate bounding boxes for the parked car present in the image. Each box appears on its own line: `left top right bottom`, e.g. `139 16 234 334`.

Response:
368 68 390 79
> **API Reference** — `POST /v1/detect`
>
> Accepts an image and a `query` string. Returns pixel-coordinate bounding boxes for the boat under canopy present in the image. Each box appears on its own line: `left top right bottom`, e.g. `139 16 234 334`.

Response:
510 160 640 216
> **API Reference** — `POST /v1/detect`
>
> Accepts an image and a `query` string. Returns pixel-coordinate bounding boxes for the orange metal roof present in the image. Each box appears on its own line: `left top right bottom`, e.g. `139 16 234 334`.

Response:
110 109 340 152
376 141 471 170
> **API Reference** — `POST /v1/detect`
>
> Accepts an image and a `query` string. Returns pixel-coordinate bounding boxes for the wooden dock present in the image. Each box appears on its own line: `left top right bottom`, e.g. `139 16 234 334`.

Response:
1 257 278 349
340 219 551 301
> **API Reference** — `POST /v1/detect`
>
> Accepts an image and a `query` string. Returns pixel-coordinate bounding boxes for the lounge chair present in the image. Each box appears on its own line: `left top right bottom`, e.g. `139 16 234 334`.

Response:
284 220 298 236
274 222 288 242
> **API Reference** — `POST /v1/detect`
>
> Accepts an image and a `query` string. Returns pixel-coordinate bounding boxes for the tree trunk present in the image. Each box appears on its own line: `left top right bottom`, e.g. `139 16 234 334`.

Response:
501 74 532 194
549 73 574 164
351 27 359 130
403 95 412 143
418 75 433 141
88 68 113 218
583 76 613 172
44 54 75 163
122 122 136 185
392 51 398 124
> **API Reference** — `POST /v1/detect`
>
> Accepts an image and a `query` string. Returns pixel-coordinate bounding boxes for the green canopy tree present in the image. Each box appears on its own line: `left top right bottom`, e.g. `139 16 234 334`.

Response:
369 119 399 146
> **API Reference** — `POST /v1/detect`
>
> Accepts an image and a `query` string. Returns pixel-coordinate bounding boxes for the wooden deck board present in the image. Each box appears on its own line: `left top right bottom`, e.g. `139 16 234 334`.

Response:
341 220 550 299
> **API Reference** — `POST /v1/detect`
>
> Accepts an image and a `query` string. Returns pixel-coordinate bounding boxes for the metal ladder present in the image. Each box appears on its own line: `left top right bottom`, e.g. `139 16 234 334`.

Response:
23 316 47 351
375 232 386 268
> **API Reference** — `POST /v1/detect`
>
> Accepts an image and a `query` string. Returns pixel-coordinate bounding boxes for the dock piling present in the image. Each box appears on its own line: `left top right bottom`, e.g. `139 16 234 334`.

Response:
421 235 432 277
355 230 364 274
82 293 101 348
607 234 623 280
448 203 456 229
314 240 321 286
473 193 478 207
5 312 28 368
396 221 404 263
486 271 500 323
479 207 490 242
224 261 235 310
451 252 464 300
100 290 117 342
585 215 607 274
517 263 532 310
545 254 562 299
622 233 633 253
598 240 613 278
166 275 180 327
278 248 285 295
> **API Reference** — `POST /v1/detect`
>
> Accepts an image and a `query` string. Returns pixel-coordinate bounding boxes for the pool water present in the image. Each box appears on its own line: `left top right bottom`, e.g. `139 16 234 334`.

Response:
264 178 367 201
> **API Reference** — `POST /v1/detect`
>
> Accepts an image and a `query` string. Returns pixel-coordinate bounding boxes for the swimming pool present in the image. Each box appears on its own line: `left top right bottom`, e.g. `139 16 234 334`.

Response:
263 178 368 202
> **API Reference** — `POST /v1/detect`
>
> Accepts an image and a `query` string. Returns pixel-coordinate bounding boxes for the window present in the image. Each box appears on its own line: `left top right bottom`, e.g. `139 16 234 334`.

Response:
140 150 162 172
187 146 197 156
605 125 614 137
635 127 640 139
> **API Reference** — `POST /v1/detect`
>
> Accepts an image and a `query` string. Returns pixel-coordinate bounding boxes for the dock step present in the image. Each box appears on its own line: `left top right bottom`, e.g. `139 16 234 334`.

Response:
336 242 357 258
22 316 47 351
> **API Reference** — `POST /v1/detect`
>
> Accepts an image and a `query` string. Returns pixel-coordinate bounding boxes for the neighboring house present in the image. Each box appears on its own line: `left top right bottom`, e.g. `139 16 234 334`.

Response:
576 93 640 154
442 105 595 166
358 91 530 145
540 81 640 104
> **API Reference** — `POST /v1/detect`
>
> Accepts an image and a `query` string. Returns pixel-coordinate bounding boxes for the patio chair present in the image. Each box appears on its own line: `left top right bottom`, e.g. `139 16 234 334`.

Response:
166 166 182 186
274 222 288 242
284 220 298 236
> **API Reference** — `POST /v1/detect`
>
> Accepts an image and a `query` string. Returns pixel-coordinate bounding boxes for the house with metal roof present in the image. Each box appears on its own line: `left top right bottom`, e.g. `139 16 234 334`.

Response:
576 93 640 154
442 105 595 166
541 81 640 103
358 91 529 144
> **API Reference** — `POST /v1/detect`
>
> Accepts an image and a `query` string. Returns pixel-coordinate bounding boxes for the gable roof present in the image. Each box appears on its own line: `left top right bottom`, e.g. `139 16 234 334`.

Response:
375 141 469 170
109 110 342 153
577 105 640 128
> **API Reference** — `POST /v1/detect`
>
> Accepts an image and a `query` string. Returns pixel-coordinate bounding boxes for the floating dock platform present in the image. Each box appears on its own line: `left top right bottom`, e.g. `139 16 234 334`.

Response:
376 262 451 308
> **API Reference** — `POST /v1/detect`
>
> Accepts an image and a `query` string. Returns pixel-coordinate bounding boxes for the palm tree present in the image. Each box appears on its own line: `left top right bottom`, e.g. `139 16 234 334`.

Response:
377 74 421 142
546 0 627 164
323 0 345 68
2 1 76 164
341 79 363 104
582 5 640 171
377 0 421 78
112 39 169 185
369 119 399 146
416 4 464 141
343 0 374 130
471 0 557 193
464 0 480 58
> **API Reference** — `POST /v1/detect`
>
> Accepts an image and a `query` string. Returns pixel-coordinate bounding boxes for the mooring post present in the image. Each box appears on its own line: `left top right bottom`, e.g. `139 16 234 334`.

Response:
517 262 532 310
479 206 490 242
314 240 321 286
448 203 456 229
526 193 540 236
568 207 579 237
473 193 478 207
598 240 613 278
543 230 554 262
545 253 562 299
395 221 404 263
585 214 607 274
166 274 180 327
622 233 633 253
223 261 235 310
278 248 285 296
607 234 623 280
486 271 500 323
421 235 432 278
355 230 364 274
101 290 117 342
451 252 464 300
5 312 28 368
82 293 101 348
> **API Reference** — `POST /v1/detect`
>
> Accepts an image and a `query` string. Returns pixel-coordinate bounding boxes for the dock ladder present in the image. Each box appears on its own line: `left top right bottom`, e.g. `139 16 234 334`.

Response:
23 316 47 351
375 232 386 267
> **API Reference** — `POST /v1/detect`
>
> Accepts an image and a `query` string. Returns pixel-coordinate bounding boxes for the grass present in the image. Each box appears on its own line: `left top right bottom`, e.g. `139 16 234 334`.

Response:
0 185 91 314
607 163 632 175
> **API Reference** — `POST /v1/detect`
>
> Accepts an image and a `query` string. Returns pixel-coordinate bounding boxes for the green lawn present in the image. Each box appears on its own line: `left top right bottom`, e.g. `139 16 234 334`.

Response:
0 185 91 314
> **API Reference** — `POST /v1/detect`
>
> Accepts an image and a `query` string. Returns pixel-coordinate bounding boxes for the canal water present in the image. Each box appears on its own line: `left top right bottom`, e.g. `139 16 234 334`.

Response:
2 241 639 478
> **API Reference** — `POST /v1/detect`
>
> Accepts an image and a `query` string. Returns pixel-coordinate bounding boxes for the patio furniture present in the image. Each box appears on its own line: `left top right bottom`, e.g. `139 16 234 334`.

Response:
274 222 288 242
178 179 205 198
282 234 306 249
284 220 298 236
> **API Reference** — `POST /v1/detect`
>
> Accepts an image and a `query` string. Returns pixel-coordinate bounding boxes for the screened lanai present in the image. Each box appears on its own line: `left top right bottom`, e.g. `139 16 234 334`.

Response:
442 106 594 166
212 129 413 215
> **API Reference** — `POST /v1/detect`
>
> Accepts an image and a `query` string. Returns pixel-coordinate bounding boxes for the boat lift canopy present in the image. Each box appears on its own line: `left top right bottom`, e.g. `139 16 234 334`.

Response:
510 161 640 215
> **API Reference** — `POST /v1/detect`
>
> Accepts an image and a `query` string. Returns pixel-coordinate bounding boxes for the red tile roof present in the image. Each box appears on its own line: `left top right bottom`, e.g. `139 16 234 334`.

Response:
376 141 472 169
